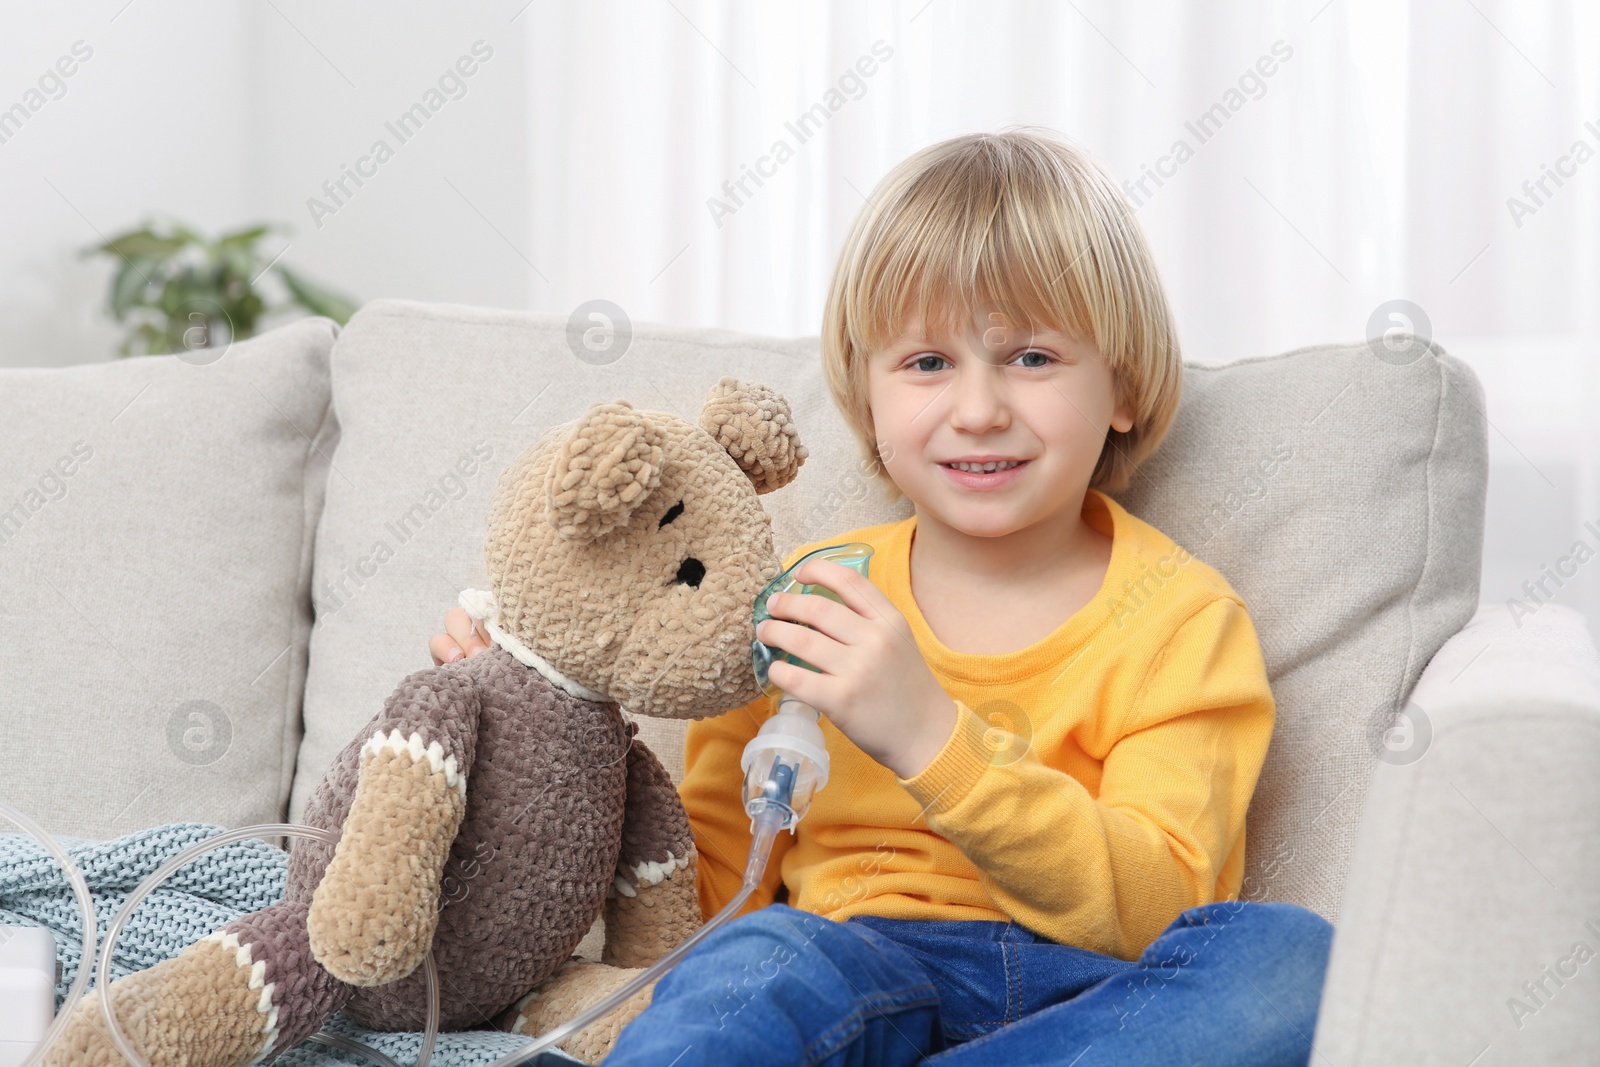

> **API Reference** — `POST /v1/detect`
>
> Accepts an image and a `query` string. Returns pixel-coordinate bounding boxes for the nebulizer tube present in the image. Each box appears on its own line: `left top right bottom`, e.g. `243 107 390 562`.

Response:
493 543 872 1066
92 823 440 1067
0 800 97 1067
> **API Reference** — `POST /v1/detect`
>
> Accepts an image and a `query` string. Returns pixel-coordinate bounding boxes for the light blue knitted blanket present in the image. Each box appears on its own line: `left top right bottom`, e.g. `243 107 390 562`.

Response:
0 822 568 1066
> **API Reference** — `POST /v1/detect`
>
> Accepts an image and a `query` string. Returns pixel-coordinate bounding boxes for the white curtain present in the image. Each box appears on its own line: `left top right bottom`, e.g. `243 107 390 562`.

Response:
2 2 1589 617
522 0 1599 624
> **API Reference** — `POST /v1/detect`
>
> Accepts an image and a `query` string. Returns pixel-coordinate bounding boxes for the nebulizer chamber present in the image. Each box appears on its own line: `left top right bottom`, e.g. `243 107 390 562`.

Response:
740 541 873 832
497 542 873 1065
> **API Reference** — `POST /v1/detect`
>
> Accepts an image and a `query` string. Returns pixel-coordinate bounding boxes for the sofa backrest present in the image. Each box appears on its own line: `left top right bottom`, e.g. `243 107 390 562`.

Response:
2 318 339 839
1 299 1487 926
1116 343 1486 921
295 299 1487 923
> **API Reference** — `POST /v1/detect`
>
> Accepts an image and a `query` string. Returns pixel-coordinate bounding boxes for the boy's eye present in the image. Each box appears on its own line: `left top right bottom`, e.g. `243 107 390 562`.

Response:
907 350 1054 372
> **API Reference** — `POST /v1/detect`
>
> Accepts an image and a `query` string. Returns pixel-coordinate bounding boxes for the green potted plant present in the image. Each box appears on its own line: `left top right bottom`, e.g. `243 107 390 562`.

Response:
83 218 359 357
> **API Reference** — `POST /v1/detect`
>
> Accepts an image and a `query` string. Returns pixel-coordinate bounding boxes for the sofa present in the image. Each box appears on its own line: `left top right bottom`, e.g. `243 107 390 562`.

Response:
3 299 1596 1064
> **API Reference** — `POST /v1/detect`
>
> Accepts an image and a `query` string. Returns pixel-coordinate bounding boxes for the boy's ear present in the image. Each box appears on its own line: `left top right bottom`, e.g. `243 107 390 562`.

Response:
1113 390 1139 435
1106 363 1134 434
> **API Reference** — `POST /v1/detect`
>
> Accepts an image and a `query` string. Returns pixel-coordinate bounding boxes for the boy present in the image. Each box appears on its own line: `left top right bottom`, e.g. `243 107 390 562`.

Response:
434 128 1333 1065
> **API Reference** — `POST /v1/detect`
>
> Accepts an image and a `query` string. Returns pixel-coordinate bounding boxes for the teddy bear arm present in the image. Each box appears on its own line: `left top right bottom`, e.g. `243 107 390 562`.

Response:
601 736 702 969
307 666 481 987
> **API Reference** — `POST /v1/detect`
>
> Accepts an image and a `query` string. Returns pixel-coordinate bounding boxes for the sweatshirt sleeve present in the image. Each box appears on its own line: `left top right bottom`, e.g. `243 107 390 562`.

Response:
895 596 1275 960
682 693 796 921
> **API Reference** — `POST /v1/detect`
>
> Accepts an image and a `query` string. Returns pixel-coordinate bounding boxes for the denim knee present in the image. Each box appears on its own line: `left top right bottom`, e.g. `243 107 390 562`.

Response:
675 903 829 964
643 904 823 1028
1154 901 1334 1032
691 903 938 999
1245 900 1334 948
703 902 840 955
1243 901 1334 981
650 902 939 1058
1170 899 1330 939
1139 902 1330 989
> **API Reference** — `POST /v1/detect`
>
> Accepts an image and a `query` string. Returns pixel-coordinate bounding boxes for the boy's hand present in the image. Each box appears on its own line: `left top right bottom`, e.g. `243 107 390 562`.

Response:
757 558 958 780
429 607 494 666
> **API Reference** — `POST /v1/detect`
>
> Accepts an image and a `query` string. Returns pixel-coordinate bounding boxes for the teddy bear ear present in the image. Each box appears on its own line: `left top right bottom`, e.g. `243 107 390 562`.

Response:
697 377 808 495
545 399 667 542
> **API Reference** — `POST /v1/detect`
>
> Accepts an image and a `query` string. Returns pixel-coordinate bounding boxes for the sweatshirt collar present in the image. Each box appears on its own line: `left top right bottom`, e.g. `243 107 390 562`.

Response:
880 489 1128 687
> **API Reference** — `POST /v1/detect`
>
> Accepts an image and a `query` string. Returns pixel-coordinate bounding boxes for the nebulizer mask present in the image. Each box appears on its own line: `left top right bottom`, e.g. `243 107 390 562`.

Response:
498 542 873 1064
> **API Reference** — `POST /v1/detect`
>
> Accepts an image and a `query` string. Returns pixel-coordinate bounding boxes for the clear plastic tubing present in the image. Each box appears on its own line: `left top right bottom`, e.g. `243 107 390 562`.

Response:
0 799 98 1067
94 823 439 1067
485 804 787 1066
302 1031 409 1067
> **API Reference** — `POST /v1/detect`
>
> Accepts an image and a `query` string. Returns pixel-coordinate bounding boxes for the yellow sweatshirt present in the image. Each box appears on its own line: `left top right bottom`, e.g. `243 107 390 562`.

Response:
682 488 1276 961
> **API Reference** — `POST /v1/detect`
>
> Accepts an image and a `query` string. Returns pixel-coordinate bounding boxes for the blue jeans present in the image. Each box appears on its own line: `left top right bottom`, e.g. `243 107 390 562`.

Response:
601 900 1333 1066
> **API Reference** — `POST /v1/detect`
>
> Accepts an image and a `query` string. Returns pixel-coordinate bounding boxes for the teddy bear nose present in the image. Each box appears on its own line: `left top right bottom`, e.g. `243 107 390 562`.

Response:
675 557 706 588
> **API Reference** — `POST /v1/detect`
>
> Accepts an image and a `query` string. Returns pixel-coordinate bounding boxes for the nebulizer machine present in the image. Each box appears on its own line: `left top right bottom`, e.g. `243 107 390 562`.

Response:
8 543 870 1067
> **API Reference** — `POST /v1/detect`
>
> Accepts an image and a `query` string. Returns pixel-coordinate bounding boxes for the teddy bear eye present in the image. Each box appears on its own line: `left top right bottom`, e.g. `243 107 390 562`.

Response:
675 557 705 588
658 500 685 528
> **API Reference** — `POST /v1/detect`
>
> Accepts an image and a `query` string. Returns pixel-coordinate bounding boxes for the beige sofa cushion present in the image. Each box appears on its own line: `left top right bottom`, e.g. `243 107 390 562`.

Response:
1117 341 1486 922
1 317 340 839
295 301 1486 924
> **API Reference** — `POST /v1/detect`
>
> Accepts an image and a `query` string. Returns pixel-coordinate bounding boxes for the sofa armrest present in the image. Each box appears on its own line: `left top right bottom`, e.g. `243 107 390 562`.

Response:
1311 604 1600 1066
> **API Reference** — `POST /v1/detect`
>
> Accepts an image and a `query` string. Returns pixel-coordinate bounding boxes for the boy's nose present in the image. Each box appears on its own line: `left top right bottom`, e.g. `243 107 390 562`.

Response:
946 366 1012 431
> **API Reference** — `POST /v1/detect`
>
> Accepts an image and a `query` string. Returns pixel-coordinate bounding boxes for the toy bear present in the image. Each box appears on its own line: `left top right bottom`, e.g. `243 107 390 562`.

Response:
45 377 808 1065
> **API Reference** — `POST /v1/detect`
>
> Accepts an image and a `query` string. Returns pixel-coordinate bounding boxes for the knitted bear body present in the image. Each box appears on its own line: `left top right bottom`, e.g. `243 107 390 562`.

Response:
289 645 635 1031
42 377 809 1065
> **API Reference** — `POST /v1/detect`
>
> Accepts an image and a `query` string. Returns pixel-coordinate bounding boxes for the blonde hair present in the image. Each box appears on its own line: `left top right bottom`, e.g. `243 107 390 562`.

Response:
820 126 1181 502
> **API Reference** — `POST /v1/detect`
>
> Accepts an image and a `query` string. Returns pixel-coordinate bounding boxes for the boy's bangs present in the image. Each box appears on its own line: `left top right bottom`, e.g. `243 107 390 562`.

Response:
849 184 1103 366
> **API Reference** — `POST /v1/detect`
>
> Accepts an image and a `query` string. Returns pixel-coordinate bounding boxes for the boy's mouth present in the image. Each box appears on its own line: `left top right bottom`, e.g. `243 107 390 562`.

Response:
938 459 1030 488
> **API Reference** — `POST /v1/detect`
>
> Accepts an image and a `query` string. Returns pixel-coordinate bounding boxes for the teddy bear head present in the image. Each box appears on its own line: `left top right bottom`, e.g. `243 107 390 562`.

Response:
480 377 807 720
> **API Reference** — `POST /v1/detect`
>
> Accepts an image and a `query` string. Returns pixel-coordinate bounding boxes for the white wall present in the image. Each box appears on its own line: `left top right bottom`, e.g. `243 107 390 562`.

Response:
0 0 531 369
0 2 254 367
246 2 531 319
